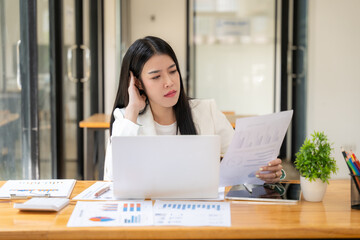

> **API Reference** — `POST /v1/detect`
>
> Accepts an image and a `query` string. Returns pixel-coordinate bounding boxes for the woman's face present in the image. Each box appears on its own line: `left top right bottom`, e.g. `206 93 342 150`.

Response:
140 54 180 111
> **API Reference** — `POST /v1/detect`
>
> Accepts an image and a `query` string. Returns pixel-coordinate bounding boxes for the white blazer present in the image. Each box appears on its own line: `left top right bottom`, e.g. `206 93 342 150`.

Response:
103 99 234 180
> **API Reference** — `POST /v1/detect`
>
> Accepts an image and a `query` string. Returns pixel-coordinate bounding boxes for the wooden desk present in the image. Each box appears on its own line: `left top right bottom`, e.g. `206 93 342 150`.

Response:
79 114 110 180
0 180 360 239
224 114 255 128
79 113 238 129
79 113 110 129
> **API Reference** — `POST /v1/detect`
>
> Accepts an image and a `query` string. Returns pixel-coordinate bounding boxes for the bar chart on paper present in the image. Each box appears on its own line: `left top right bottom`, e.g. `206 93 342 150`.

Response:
67 201 153 227
123 203 142 224
153 201 231 226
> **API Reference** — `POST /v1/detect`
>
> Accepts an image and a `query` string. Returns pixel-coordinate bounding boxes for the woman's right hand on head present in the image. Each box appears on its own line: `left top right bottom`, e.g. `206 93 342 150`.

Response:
125 72 147 123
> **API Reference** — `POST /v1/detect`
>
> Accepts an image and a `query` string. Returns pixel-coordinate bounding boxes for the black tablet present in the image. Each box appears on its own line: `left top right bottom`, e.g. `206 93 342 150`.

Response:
225 183 301 203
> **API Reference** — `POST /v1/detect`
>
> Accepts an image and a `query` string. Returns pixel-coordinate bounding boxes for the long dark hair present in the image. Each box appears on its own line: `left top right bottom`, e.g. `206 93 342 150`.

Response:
110 36 197 136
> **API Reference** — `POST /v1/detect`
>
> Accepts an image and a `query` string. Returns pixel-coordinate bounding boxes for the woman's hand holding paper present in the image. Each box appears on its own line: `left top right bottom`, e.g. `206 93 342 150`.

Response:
256 158 283 183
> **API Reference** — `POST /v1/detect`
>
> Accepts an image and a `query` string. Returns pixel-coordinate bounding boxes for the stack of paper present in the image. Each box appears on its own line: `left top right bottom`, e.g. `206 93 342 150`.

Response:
0 179 76 198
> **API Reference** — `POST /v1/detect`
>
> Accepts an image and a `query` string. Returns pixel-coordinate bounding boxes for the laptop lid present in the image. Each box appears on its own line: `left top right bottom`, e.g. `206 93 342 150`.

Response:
111 135 220 199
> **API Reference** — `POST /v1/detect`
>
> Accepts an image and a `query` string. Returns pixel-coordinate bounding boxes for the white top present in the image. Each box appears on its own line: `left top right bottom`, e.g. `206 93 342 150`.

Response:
154 121 177 135
104 99 234 180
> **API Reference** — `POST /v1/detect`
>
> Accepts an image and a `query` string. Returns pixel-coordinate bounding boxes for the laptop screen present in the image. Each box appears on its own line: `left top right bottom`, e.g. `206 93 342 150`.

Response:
111 135 221 199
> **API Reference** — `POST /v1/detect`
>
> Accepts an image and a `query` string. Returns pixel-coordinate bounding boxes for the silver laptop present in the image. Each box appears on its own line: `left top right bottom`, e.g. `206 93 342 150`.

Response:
111 135 220 199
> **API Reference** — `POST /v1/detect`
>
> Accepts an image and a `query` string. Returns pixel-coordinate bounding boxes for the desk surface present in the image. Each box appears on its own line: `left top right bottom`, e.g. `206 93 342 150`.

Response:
0 180 360 239
79 113 110 129
78 113 243 129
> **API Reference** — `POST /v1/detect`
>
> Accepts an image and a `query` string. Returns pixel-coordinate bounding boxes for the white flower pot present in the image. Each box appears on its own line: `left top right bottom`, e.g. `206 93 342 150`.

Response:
300 176 328 202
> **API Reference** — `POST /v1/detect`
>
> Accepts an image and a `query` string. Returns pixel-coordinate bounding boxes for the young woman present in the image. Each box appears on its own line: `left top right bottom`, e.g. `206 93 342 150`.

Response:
104 36 283 182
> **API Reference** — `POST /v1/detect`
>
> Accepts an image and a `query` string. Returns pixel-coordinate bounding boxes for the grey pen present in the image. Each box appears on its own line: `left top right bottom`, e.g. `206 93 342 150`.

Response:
243 183 253 194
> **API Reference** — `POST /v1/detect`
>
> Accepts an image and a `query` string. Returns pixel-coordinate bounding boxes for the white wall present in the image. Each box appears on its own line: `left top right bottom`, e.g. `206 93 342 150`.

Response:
104 0 117 144
104 0 117 116
195 44 275 115
194 0 277 115
307 0 360 179
129 0 187 78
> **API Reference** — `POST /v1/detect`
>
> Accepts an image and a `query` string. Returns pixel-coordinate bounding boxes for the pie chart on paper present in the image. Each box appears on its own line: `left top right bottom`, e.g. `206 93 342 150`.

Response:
89 216 114 222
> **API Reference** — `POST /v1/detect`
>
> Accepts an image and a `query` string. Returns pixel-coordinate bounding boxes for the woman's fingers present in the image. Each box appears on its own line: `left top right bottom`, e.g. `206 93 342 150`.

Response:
127 71 146 113
259 164 283 172
256 170 281 183
259 157 282 172
256 158 283 183
257 170 282 179
268 158 282 166
128 72 137 91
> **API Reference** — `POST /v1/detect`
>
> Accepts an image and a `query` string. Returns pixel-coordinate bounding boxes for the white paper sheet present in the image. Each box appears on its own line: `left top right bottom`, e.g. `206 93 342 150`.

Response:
153 200 231 226
67 201 153 227
220 110 293 186
73 182 115 200
217 187 225 201
0 179 76 198
74 182 225 201
151 187 226 201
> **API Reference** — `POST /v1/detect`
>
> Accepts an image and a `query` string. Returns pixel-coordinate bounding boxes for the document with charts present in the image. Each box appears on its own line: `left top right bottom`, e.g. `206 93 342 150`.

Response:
67 201 153 227
153 201 231 227
220 110 293 186
0 179 76 198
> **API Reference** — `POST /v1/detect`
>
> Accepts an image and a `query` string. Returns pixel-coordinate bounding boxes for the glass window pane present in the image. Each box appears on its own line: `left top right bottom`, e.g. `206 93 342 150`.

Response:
193 0 276 115
63 0 78 179
0 0 22 180
37 0 52 179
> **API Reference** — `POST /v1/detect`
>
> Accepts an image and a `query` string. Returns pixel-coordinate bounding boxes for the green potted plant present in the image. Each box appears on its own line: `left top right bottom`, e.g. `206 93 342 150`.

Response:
295 131 338 202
